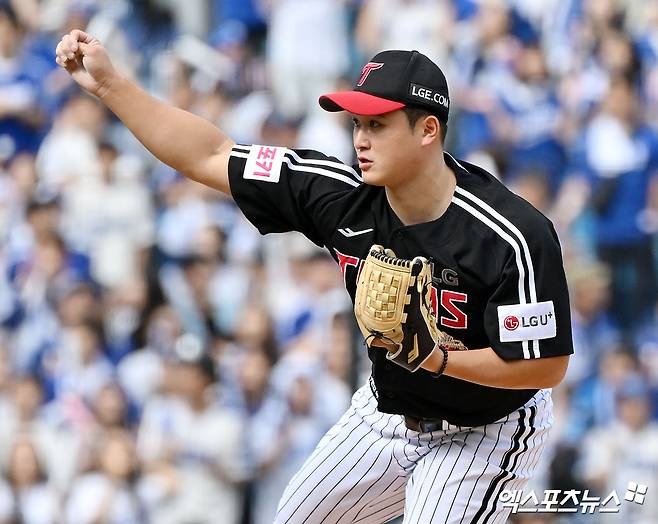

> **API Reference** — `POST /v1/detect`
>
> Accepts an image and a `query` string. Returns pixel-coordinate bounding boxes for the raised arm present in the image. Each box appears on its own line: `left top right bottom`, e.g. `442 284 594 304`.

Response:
55 29 234 194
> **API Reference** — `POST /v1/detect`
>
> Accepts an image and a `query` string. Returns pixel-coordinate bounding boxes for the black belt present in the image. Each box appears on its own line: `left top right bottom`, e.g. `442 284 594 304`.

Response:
369 379 445 432
404 415 445 433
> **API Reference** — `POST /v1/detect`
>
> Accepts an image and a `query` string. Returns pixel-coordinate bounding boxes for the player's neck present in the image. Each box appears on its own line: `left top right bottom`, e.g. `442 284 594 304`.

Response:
385 156 456 226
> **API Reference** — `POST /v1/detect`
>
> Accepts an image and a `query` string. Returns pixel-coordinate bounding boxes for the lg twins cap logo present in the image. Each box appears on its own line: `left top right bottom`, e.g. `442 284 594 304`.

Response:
357 62 384 86
243 145 286 183
497 301 556 343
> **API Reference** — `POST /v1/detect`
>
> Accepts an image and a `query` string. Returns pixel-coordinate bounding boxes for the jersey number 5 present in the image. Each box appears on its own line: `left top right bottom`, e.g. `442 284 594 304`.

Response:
431 289 468 329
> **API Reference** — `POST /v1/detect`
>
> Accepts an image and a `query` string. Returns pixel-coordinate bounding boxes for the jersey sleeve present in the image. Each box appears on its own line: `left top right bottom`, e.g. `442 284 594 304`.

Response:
483 219 574 360
227 144 360 246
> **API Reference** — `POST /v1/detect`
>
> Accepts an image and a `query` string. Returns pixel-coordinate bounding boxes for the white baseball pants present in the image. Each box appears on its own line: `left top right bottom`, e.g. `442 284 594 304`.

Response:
274 383 553 523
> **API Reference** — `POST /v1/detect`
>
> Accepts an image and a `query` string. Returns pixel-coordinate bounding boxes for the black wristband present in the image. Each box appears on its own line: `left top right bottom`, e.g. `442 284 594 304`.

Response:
429 344 449 378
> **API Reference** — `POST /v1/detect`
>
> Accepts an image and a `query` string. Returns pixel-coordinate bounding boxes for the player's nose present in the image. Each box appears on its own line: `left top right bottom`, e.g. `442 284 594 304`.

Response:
353 128 370 151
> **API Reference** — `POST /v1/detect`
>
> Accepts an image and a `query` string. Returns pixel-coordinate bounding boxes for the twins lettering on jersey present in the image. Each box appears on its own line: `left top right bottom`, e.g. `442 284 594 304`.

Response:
335 248 558 343
335 249 468 329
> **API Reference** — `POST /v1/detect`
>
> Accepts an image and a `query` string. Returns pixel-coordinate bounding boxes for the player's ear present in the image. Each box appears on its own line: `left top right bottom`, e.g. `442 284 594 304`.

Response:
420 115 440 146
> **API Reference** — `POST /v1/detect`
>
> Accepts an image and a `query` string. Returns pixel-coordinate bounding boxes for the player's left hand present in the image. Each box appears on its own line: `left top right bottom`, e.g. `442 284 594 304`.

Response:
354 245 467 372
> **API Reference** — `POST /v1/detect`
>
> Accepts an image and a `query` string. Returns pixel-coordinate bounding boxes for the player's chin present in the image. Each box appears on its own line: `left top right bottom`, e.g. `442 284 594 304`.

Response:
362 168 388 187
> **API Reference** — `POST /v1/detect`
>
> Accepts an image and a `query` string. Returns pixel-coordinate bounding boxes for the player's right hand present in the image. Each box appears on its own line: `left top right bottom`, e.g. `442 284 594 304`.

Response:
55 30 118 98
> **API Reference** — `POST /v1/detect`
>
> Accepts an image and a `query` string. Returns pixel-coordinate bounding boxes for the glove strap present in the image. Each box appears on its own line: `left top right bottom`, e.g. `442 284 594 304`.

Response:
428 343 449 378
385 339 436 372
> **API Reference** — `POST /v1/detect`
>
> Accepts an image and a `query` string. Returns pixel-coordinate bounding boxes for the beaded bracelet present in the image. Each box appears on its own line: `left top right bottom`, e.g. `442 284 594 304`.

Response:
429 344 449 378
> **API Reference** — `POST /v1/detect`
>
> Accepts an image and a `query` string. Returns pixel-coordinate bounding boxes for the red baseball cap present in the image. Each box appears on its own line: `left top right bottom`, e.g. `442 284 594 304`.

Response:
319 50 450 120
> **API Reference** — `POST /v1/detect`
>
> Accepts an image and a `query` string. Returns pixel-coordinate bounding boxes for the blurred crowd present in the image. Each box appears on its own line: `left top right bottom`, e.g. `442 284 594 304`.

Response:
1 0 658 522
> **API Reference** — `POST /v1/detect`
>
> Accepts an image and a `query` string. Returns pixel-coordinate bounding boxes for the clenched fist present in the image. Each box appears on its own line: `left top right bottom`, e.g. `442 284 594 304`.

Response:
55 30 118 98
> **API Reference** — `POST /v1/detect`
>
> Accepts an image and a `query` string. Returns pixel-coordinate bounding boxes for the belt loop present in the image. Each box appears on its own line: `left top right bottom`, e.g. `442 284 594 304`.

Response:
420 419 444 433
404 416 445 433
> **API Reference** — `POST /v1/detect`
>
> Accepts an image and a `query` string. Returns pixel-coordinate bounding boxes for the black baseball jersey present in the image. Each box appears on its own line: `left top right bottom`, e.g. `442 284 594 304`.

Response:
228 144 573 426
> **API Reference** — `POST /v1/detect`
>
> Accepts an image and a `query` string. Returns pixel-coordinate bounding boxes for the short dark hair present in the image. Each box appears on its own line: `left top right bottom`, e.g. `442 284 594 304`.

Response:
402 106 448 143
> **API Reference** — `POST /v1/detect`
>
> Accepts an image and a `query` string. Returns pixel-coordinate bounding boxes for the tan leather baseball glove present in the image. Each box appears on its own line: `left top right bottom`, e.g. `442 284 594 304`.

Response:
354 245 467 372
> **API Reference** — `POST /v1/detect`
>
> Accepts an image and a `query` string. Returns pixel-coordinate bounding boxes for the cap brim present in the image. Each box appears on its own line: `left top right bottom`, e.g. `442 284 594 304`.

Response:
319 91 405 115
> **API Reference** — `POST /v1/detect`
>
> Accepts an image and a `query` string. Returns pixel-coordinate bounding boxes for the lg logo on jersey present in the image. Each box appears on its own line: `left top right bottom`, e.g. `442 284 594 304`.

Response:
504 316 519 331
504 313 553 332
433 269 459 287
498 302 557 343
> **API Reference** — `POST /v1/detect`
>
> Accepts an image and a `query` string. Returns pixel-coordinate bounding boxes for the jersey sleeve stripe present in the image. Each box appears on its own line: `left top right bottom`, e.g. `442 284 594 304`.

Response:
232 144 251 154
232 145 362 183
231 149 360 188
447 153 540 358
452 196 533 359
285 149 363 182
453 186 540 358
447 153 537 301
455 187 537 303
